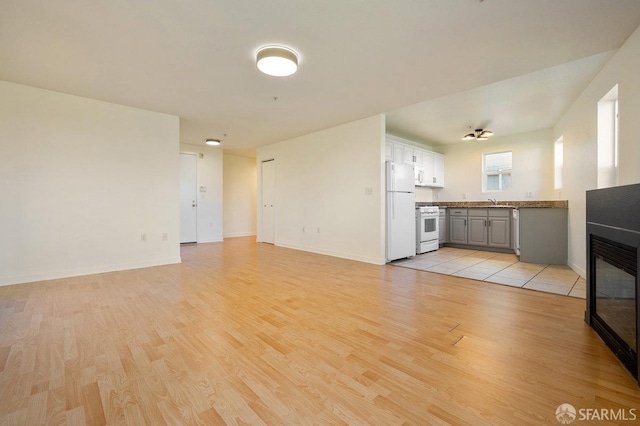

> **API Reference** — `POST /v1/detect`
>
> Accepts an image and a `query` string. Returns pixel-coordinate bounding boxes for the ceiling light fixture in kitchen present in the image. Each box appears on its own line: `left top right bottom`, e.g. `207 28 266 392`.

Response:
256 45 299 77
205 139 221 146
462 128 494 141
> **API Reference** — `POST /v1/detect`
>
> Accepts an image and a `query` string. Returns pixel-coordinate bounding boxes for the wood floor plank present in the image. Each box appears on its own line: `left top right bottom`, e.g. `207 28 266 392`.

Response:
0 236 639 424
0 346 11 373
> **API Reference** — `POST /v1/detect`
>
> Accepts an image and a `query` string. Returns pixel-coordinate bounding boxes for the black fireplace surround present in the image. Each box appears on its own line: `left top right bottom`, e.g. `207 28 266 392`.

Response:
586 183 640 384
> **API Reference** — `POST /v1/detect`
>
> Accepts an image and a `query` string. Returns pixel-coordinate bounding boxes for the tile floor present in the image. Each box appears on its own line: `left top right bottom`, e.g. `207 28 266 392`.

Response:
393 247 586 298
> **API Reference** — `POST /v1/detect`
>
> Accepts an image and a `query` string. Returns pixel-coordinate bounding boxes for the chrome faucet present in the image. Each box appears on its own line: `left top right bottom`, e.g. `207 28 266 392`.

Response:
488 198 498 205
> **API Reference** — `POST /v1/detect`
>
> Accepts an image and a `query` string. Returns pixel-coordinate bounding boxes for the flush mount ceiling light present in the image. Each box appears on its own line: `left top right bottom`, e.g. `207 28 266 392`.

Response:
462 128 494 141
256 45 299 77
205 139 221 146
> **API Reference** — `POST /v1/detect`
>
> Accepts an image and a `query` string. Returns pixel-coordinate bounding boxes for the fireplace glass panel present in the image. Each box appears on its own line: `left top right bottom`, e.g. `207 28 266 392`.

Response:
594 257 637 351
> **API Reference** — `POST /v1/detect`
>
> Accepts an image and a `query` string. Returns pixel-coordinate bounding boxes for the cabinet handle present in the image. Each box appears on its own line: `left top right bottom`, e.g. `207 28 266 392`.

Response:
484 220 487 227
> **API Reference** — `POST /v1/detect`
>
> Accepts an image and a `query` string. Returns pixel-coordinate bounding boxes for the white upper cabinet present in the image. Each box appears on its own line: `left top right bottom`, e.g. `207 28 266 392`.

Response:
421 150 434 186
385 141 394 161
433 153 444 187
385 135 444 188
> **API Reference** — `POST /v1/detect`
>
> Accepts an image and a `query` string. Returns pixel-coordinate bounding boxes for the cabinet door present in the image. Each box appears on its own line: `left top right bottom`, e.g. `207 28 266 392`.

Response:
413 148 424 167
422 150 434 186
403 146 415 165
393 144 405 164
433 154 444 187
385 142 394 161
449 216 467 244
468 216 488 246
488 217 511 248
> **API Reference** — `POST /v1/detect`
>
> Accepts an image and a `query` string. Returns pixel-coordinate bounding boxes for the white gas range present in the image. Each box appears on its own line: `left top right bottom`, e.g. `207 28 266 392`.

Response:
416 206 439 254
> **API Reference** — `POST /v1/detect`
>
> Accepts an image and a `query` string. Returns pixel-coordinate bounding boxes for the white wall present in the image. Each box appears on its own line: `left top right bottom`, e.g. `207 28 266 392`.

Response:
223 154 257 238
179 143 223 243
435 128 555 202
257 115 386 264
0 81 181 286
554 24 640 277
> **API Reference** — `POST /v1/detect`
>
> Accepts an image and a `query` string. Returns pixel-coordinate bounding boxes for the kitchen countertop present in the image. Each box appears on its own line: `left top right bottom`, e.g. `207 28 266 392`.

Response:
417 200 568 209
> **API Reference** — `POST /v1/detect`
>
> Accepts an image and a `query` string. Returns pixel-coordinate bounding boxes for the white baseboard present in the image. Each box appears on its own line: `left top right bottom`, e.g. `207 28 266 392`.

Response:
0 256 182 287
276 241 386 265
567 259 586 279
223 232 257 239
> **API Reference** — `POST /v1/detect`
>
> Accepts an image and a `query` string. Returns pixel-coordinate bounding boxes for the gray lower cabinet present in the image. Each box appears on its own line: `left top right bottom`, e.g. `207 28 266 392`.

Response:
468 209 511 248
519 208 567 264
438 209 446 244
449 209 467 244
468 209 488 246
488 215 511 248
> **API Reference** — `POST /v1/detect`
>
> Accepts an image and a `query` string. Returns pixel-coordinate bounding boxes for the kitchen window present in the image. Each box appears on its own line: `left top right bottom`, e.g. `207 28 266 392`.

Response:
483 151 512 192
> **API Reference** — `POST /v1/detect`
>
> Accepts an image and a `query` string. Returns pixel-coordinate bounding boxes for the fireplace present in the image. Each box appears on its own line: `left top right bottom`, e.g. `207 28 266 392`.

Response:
586 184 640 384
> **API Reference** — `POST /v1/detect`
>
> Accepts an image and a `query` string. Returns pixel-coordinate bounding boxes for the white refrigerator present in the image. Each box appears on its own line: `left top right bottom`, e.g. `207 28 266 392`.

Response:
386 161 416 262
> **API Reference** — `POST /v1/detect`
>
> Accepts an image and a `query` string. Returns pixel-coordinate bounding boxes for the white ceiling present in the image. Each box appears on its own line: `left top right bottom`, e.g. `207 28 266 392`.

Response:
385 51 616 146
2 1 640 156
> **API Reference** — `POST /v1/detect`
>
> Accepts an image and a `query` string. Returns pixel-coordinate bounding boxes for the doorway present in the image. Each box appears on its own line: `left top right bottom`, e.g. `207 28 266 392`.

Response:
261 159 275 244
180 153 198 243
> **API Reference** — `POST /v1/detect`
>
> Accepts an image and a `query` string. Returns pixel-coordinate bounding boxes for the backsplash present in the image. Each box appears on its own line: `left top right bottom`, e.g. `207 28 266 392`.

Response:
416 200 568 208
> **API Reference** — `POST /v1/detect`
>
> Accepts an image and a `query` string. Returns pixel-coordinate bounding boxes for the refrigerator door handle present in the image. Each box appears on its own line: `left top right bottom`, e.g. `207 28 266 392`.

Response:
391 194 395 219
390 164 395 192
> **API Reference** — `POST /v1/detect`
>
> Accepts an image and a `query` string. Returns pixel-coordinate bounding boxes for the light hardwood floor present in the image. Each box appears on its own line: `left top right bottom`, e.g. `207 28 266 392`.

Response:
0 237 638 425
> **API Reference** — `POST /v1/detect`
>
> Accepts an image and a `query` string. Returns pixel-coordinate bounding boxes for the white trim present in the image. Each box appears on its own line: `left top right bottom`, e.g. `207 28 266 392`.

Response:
223 232 257 238
0 257 182 287
567 259 586 279
275 241 386 265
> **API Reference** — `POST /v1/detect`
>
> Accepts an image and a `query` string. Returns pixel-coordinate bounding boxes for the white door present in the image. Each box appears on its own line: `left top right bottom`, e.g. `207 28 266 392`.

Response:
180 153 198 243
261 160 275 244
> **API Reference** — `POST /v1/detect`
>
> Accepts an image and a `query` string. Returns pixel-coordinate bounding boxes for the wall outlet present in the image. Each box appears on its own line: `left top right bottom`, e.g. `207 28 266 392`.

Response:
140 233 147 242
162 233 168 241
317 227 320 233
462 193 467 199
365 187 373 196
525 191 533 198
